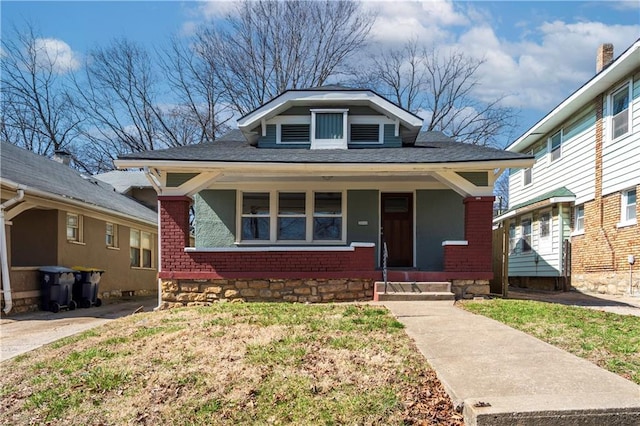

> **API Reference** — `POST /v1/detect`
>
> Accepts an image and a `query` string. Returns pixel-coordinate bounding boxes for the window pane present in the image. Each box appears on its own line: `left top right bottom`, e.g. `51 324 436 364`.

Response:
539 213 550 238
523 168 532 185
281 124 310 143
242 217 270 240
575 206 584 231
625 190 636 221
243 193 269 215
315 113 343 139
314 192 341 215
142 249 152 268
384 197 408 213
612 89 629 115
67 215 77 227
612 111 629 139
521 219 532 252
278 217 305 240
130 248 140 267
141 232 151 250
67 227 77 240
130 229 140 248
350 124 379 142
313 217 341 240
278 193 305 215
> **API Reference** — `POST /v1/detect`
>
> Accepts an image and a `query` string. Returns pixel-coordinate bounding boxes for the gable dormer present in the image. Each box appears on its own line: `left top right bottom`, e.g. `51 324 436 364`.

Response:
237 87 423 149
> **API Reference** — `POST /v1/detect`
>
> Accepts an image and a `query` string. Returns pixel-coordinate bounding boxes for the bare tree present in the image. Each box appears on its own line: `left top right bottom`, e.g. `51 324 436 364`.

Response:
195 0 375 115
359 41 518 147
1 24 81 155
159 38 232 143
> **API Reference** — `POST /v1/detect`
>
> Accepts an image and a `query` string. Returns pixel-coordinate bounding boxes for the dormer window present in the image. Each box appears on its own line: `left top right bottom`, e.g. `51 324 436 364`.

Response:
311 109 348 149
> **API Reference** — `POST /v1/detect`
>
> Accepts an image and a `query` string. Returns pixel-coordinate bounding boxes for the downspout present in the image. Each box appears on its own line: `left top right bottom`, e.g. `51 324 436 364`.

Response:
1 188 25 314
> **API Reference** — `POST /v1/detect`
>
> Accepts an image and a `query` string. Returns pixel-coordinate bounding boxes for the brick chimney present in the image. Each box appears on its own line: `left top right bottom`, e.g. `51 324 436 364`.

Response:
52 150 72 166
596 43 614 73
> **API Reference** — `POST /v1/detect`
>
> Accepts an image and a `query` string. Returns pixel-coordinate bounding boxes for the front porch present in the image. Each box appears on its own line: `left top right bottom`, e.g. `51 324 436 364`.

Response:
158 194 494 308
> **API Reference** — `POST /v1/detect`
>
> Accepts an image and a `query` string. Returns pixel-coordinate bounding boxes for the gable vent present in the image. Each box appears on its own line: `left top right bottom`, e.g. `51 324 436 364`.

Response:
350 124 380 143
281 124 310 143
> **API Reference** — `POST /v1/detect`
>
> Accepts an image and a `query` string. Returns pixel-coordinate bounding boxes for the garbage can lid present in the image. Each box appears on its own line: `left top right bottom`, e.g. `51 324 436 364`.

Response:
39 266 76 273
72 266 105 273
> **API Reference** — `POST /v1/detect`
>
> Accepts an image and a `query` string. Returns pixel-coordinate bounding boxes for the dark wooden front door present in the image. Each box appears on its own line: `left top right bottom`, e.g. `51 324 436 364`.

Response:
381 193 413 267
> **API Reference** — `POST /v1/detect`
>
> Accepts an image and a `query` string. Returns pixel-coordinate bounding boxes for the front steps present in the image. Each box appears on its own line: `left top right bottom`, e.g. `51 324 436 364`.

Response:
374 281 455 301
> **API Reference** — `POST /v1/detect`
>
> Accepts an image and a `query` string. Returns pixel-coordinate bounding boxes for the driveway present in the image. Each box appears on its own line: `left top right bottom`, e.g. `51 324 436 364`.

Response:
507 287 640 317
0 296 158 362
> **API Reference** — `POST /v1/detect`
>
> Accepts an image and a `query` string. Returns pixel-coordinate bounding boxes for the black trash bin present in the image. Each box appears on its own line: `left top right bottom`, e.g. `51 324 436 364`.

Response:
72 267 104 308
39 266 77 313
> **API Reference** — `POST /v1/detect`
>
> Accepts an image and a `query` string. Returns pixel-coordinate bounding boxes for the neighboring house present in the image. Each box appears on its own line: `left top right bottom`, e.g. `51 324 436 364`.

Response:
94 170 158 211
0 142 159 314
115 86 532 307
494 40 640 295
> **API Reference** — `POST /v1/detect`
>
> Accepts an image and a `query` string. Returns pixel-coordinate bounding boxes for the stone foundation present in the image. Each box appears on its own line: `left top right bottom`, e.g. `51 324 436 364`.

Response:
572 271 639 296
159 278 374 309
451 279 490 299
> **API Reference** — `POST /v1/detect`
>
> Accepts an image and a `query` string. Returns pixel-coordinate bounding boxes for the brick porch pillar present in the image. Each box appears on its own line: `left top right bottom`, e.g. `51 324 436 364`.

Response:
463 196 495 271
158 196 191 272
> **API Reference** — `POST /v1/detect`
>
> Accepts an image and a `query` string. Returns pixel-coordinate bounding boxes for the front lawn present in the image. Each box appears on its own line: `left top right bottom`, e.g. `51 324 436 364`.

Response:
461 299 640 384
1 303 462 425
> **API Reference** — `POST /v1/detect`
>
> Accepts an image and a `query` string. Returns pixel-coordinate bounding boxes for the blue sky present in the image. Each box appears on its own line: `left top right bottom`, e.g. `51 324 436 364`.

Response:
2 1 639 143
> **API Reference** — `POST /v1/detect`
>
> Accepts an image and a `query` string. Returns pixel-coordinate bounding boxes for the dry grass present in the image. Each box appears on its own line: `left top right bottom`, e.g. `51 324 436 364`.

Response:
1 303 462 425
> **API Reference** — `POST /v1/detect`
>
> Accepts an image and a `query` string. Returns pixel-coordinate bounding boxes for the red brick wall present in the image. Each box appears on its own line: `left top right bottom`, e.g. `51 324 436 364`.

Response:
444 196 494 273
159 197 376 279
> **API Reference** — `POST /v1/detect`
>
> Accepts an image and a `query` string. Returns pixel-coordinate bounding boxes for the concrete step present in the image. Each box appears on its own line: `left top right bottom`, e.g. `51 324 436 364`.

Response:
376 291 455 302
374 281 451 293
374 281 455 301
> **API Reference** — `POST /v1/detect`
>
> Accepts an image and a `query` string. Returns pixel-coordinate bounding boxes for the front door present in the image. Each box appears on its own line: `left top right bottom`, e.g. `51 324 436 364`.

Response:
381 193 413 267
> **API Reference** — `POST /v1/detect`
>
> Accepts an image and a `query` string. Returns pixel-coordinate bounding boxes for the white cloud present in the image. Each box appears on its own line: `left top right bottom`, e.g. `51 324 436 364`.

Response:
461 20 640 111
364 0 468 46
34 38 80 73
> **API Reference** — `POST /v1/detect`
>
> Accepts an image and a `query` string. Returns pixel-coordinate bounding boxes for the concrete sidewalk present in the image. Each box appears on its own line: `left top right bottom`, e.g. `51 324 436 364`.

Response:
383 301 640 426
0 296 157 362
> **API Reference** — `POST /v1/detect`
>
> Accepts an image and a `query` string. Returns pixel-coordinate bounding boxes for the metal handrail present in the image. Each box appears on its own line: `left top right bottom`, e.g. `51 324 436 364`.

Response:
383 241 388 294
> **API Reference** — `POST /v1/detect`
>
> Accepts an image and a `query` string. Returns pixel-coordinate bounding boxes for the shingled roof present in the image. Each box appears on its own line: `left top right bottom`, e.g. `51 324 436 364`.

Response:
1 141 156 225
119 130 531 164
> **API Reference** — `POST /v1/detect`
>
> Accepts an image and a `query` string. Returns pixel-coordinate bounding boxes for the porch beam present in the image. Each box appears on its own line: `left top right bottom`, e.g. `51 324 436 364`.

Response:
4 202 36 221
160 171 223 197
432 171 494 197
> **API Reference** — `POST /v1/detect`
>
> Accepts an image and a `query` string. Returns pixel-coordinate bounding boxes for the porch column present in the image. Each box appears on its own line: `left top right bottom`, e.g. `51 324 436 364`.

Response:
463 196 495 271
158 196 191 272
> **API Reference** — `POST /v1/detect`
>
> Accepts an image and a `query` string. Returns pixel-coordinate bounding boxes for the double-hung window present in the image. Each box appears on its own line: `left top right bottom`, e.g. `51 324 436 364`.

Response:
549 130 562 162
621 188 637 225
241 192 270 240
539 212 551 239
574 205 585 233
523 149 533 186
239 191 344 242
106 222 118 248
278 192 306 240
508 222 517 254
130 229 153 268
66 213 83 242
610 82 631 140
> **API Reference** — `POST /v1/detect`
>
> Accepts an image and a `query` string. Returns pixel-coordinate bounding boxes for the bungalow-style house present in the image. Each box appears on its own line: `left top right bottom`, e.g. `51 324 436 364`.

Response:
494 40 640 295
115 86 533 307
0 141 158 314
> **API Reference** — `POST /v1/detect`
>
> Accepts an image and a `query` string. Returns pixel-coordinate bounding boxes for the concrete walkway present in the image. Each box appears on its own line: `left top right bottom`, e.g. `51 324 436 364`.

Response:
383 301 640 426
0 296 157 362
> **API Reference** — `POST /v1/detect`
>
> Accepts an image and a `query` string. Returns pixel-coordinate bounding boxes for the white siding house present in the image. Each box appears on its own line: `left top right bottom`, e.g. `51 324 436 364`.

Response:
496 40 640 295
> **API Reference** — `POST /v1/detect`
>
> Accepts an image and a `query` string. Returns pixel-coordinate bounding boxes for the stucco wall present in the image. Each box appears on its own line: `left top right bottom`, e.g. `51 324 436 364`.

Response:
56 211 157 296
194 190 236 247
416 190 464 270
11 209 58 266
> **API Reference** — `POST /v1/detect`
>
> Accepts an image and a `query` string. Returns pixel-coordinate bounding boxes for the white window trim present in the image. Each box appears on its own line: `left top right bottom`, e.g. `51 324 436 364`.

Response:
237 190 346 244
617 188 637 228
538 210 552 241
571 205 585 236
608 79 632 142
106 222 118 248
548 130 563 162
66 213 83 243
310 109 349 150
270 116 312 145
520 215 533 254
348 115 394 145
